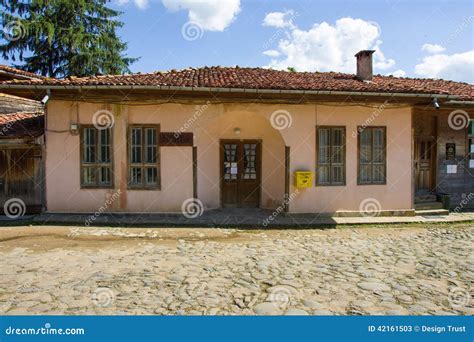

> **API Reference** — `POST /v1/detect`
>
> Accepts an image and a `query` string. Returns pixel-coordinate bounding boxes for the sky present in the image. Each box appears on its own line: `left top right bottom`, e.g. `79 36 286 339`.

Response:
3 0 474 82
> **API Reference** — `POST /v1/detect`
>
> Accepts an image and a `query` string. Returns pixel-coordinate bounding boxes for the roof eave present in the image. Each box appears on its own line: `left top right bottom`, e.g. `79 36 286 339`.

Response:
0 83 466 100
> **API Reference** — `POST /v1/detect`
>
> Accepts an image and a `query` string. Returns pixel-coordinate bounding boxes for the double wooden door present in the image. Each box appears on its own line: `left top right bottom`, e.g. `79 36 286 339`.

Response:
220 140 261 207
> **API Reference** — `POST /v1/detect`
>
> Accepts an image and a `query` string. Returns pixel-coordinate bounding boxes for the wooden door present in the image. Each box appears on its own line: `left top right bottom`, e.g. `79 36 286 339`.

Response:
414 139 435 192
220 140 261 208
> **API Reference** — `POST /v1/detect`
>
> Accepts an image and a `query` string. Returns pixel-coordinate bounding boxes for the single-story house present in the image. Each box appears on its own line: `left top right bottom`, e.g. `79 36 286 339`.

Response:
0 50 473 216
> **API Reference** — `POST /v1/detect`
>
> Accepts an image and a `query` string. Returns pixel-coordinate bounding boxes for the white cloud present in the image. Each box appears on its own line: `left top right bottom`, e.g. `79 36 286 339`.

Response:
388 69 406 77
162 0 241 31
115 0 149 9
263 10 296 29
414 50 474 82
263 17 398 74
263 50 281 57
421 43 446 54
373 44 395 70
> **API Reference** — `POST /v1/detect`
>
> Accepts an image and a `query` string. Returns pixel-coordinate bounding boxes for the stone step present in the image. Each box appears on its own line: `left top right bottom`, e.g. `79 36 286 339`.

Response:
414 201 444 210
414 194 437 203
415 209 450 216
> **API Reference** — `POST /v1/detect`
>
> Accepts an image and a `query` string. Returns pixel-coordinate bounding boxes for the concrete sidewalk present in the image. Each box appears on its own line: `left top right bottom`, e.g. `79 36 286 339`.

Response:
0 209 472 228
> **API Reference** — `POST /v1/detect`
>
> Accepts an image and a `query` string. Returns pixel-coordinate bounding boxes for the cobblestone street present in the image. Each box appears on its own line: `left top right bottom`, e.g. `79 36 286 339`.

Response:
0 224 472 315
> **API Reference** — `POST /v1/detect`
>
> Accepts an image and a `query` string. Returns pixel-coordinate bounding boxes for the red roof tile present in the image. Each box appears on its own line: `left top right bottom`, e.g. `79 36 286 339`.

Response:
0 112 44 139
1 66 472 100
0 65 45 81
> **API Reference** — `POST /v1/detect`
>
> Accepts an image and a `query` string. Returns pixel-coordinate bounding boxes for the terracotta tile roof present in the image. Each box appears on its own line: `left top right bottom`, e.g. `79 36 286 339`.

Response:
0 111 44 139
1 66 472 100
0 65 45 81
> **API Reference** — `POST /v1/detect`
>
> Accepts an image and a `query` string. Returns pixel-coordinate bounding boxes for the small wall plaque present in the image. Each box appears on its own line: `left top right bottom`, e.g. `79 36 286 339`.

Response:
447 165 457 174
446 143 456 160
159 132 193 146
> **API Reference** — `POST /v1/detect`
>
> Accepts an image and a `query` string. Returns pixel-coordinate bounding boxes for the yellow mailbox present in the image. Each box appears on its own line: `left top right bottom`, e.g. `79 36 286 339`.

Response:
294 171 313 188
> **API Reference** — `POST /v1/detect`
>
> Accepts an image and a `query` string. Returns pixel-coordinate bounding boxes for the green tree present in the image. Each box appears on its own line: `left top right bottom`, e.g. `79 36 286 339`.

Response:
0 0 137 77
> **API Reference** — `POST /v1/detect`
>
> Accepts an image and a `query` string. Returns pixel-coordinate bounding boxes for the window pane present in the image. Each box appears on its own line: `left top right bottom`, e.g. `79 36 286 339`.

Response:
98 129 110 163
331 166 343 184
84 146 95 163
146 167 158 185
132 128 141 145
332 128 343 147
373 128 384 163
373 147 384 163
318 166 330 184
146 128 156 145
83 167 96 185
332 146 342 164
83 128 96 163
85 127 95 145
318 129 330 164
359 165 371 183
360 129 372 163
99 167 111 185
373 165 385 183
130 167 142 185
131 128 142 163
145 128 157 163
132 147 142 163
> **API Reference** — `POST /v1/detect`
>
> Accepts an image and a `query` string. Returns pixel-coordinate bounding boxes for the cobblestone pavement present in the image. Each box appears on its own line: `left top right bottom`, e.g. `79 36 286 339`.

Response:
0 224 472 315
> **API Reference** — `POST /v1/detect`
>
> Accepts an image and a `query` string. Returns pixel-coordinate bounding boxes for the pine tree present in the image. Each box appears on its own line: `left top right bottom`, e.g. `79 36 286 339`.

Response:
0 0 138 77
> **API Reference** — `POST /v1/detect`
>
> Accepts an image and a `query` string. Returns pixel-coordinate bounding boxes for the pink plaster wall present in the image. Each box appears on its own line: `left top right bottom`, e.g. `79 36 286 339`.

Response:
45 100 412 214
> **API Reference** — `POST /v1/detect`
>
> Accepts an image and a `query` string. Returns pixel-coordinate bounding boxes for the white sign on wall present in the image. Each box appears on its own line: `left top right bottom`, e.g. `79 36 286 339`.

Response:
447 165 457 174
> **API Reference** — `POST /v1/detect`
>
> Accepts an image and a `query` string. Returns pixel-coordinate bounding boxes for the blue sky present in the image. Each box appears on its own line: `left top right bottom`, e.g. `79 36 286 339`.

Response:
3 0 474 82
111 0 473 82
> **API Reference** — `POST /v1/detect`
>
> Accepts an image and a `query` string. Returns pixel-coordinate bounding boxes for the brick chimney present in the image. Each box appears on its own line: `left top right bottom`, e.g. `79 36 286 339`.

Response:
355 50 375 81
